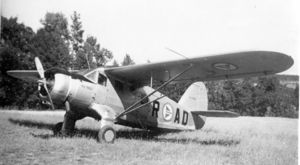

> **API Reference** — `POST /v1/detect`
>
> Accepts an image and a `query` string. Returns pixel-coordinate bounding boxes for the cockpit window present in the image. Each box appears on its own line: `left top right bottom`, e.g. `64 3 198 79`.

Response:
98 74 107 86
86 71 98 82
84 70 107 85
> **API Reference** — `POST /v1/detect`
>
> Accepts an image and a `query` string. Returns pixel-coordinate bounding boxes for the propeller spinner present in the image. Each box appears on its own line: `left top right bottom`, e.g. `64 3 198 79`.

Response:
35 57 55 109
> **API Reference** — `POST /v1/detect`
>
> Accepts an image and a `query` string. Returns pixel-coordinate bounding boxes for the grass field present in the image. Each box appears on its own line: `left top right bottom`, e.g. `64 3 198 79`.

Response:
0 110 297 165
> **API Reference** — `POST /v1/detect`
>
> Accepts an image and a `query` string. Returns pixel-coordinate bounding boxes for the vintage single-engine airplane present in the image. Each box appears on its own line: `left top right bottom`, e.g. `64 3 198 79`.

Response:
7 51 293 143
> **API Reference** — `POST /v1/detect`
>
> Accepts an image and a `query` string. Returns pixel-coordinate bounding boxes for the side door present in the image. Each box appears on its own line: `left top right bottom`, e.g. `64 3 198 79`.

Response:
93 72 108 105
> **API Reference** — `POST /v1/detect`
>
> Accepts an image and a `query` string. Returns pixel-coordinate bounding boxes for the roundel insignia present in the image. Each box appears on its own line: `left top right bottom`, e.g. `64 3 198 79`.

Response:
213 62 237 71
162 103 173 121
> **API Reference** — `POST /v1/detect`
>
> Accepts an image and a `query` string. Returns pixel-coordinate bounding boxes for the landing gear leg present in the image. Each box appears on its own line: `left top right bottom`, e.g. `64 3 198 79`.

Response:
52 112 84 136
61 111 77 136
52 122 63 135
97 120 116 143
52 101 82 136
89 103 117 143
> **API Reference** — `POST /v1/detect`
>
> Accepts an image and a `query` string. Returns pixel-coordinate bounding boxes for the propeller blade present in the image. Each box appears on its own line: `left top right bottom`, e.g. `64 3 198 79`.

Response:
35 57 45 79
43 82 54 109
34 57 55 109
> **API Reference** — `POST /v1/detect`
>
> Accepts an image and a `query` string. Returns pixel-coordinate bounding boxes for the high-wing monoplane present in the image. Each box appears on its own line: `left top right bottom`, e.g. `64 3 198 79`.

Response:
7 51 293 143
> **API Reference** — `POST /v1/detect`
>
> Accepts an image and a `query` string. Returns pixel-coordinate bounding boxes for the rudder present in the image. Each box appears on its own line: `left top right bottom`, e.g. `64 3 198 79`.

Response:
178 82 207 129
178 82 208 112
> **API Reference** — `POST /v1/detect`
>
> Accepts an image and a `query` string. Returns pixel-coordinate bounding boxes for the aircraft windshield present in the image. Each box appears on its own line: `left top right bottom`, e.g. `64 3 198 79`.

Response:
85 71 98 82
84 70 107 86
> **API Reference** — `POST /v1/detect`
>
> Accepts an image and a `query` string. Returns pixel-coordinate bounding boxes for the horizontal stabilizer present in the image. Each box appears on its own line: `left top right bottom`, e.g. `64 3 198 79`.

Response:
191 110 239 118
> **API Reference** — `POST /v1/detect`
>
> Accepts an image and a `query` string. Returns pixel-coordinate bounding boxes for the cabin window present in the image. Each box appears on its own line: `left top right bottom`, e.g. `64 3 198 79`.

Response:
86 71 97 82
98 74 107 86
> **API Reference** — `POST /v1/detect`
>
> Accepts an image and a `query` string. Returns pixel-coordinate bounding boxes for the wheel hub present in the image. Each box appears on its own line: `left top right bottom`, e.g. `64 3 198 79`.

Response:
104 130 115 142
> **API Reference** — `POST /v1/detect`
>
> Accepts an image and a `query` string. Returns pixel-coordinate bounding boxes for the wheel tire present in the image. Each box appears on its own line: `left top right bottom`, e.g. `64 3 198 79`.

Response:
98 125 116 143
52 122 63 135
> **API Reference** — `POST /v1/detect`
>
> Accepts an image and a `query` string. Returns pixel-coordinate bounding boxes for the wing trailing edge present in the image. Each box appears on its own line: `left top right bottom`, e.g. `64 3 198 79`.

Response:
191 110 239 118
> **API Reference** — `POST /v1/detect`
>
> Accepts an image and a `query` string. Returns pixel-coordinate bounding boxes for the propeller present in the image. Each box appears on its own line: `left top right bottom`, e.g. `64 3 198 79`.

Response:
35 57 55 109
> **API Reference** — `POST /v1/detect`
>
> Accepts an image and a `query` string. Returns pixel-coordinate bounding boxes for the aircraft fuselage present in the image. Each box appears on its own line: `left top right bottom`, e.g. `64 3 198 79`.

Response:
48 69 205 131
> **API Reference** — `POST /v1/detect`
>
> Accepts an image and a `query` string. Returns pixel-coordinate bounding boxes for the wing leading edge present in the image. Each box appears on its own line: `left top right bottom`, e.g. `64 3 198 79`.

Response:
105 51 293 85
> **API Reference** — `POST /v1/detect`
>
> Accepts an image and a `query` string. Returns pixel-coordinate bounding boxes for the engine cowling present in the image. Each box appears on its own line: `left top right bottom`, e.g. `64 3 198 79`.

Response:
38 73 71 106
50 73 72 105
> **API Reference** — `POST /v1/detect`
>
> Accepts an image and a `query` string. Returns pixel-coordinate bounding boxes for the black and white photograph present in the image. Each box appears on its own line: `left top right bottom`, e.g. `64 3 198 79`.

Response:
0 0 298 164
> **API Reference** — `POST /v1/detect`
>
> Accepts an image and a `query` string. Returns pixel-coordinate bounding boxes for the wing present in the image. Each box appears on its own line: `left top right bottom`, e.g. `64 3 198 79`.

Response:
6 70 40 82
7 69 92 83
105 51 293 85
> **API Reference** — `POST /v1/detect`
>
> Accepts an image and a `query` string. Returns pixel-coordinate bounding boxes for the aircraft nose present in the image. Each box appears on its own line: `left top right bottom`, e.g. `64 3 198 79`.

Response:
46 79 55 91
39 73 71 106
38 78 55 103
50 73 72 105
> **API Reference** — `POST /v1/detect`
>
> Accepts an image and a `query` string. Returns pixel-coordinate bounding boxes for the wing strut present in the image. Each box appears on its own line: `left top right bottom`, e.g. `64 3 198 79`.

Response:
116 95 165 119
116 64 193 119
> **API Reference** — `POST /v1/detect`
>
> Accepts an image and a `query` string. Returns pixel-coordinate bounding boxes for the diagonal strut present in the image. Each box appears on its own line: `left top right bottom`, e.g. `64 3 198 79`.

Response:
116 64 193 119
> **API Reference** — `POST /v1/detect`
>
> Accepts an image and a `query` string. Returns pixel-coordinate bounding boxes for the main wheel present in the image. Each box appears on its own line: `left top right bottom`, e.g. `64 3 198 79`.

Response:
52 122 63 135
98 125 116 143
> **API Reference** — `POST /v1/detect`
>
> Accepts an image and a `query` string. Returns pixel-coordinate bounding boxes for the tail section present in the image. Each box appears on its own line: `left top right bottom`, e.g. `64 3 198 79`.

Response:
178 82 208 129
191 110 239 118
178 82 239 130
178 82 208 112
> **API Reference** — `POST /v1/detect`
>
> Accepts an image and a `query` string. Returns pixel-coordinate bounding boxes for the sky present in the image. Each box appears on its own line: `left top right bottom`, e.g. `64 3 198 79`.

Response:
1 0 299 75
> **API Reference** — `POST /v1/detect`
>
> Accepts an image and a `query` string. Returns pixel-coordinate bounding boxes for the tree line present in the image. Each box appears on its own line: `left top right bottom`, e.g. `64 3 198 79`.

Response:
0 12 298 118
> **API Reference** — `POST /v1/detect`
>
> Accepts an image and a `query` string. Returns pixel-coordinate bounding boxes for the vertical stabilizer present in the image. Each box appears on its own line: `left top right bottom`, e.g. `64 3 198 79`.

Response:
178 82 208 112
178 82 208 129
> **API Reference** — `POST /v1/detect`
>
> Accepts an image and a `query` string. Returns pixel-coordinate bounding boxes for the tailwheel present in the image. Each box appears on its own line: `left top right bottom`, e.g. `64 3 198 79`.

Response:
52 122 63 135
98 125 116 143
